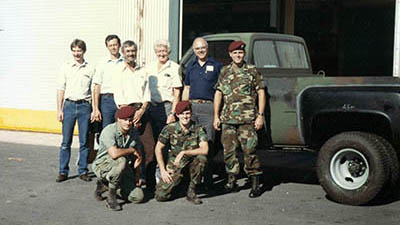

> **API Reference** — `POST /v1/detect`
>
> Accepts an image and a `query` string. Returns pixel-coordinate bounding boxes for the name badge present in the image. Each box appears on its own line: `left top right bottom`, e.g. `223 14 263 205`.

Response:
206 65 214 72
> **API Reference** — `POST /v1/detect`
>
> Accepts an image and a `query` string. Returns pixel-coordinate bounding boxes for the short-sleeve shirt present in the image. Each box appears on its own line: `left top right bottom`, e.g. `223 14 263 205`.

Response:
113 63 151 106
93 122 143 162
57 60 95 101
184 57 223 101
215 62 264 124
158 121 208 161
146 60 182 103
93 56 124 94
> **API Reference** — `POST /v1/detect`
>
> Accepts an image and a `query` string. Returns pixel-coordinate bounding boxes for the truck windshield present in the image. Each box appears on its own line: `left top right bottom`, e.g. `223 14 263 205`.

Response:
253 40 309 69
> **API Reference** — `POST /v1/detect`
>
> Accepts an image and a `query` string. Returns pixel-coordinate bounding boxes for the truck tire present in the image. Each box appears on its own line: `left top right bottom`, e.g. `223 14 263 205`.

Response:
316 131 390 205
374 135 400 198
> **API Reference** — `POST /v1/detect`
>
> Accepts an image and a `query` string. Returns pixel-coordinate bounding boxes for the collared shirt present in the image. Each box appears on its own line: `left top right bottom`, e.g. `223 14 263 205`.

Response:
215 62 264 124
158 121 208 162
93 56 124 94
113 63 151 106
146 60 182 103
57 60 95 101
184 57 223 101
94 122 143 162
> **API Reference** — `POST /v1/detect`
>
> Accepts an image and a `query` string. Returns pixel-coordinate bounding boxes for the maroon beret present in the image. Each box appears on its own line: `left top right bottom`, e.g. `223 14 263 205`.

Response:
116 106 136 119
175 101 192 115
228 41 246 52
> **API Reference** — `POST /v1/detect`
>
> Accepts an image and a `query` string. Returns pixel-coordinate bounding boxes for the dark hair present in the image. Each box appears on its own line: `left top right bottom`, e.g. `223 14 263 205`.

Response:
70 39 86 53
122 40 137 51
105 34 121 46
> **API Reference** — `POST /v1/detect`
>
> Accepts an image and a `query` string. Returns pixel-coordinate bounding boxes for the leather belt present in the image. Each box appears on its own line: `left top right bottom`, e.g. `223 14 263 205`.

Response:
128 102 143 110
101 93 114 97
150 101 171 106
190 99 213 104
66 99 88 104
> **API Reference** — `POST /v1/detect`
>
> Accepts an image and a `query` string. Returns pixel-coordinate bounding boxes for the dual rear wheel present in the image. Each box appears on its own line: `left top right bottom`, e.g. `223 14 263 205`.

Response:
316 131 399 205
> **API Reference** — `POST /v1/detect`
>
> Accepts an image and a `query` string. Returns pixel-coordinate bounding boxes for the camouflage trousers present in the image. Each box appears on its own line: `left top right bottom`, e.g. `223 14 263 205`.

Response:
221 123 263 176
93 155 144 203
155 155 207 201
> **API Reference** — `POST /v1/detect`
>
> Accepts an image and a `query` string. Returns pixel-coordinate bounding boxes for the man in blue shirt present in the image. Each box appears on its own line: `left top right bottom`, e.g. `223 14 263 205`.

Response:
182 37 223 191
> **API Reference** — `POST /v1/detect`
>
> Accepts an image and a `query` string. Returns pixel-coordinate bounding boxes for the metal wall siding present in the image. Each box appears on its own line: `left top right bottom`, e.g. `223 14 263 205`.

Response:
0 0 170 113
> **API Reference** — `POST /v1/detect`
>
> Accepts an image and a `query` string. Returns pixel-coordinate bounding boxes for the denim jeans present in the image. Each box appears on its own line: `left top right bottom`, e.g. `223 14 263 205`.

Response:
148 102 171 141
148 102 171 185
59 100 91 176
100 95 117 129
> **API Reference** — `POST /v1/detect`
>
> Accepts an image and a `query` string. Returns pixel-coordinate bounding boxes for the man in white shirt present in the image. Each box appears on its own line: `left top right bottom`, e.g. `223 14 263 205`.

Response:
56 39 95 183
113 40 152 187
92 35 124 129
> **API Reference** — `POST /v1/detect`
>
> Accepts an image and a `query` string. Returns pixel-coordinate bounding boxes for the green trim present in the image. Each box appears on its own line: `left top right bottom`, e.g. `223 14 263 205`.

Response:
169 0 180 62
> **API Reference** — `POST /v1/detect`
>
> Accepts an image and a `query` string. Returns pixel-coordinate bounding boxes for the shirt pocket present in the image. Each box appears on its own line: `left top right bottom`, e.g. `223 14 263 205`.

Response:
238 76 252 95
80 73 92 88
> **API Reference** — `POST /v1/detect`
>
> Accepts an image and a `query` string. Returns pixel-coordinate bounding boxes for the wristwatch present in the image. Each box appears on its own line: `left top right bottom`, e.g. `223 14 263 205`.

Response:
257 112 264 116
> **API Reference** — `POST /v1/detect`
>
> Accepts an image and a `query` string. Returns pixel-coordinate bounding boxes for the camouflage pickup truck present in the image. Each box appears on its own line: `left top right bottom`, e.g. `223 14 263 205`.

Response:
180 32 400 205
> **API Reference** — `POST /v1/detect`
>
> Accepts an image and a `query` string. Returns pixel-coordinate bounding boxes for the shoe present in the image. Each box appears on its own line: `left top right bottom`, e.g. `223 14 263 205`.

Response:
94 179 108 201
106 188 122 211
56 174 67 183
186 186 202 205
248 175 262 198
224 174 239 193
79 173 92 182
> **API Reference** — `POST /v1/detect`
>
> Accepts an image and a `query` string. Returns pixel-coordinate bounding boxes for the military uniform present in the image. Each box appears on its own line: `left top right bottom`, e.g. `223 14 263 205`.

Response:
216 62 263 177
92 122 144 203
155 121 208 201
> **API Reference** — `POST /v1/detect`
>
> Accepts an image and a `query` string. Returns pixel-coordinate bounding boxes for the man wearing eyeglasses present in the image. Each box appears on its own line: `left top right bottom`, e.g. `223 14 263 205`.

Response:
182 37 223 191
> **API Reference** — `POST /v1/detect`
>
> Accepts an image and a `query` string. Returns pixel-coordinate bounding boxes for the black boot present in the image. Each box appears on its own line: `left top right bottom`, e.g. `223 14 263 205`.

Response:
106 188 121 211
249 175 262 198
186 185 203 205
224 174 239 193
94 179 108 201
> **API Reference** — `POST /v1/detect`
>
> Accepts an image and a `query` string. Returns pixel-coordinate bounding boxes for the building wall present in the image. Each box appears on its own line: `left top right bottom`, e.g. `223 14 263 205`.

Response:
0 0 169 133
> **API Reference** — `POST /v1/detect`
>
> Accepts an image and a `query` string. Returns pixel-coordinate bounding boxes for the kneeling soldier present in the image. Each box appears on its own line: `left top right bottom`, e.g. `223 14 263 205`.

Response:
155 101 208 204
92 106 144 211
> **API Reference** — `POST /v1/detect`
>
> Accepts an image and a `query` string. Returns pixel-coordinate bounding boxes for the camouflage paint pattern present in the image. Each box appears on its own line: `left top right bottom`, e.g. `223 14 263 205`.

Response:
155 121 208 201
215 62 264 124
155 155 207 201
221 123 262 176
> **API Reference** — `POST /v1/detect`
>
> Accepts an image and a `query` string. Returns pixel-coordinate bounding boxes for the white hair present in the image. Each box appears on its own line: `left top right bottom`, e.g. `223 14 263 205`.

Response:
153 39 171 53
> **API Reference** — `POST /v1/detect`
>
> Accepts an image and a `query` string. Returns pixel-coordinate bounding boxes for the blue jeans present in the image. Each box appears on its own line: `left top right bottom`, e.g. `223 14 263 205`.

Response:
148 102 172 141
59 100 91 176
100 94 117 129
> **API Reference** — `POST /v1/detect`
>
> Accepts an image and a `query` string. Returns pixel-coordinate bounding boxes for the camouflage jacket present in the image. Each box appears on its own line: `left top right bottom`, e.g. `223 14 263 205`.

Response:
215 62 264 124
158 121 208 162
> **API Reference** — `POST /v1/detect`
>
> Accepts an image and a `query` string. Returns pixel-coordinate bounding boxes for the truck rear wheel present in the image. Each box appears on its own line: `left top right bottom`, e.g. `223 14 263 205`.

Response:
316 131 390 205
374 135 400 198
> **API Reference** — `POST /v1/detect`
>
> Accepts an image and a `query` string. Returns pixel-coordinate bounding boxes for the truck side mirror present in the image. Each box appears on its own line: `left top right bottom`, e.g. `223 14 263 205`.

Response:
317 70 326 77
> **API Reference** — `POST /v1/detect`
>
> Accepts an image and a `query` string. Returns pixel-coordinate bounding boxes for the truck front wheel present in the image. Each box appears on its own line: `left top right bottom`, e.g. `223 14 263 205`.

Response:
316 131 390 205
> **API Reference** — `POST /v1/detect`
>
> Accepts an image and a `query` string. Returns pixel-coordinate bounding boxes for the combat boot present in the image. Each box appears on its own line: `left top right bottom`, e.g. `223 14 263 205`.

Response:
106 188 121 211
248 175 262 198
94 179 108 201
224 174 239 193
186 186 203 205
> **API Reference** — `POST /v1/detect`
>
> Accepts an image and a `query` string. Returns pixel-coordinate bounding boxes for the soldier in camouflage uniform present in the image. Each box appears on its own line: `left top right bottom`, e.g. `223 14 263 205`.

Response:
154 101 209 204
213 41 266 198
92 106 144 211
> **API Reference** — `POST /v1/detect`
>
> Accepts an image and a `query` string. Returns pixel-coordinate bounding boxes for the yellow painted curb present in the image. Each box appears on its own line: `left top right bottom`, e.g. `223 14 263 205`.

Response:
0 108 78 134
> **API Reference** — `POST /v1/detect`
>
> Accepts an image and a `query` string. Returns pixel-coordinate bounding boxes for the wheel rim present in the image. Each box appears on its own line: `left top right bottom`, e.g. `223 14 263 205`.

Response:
330 148 369 190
